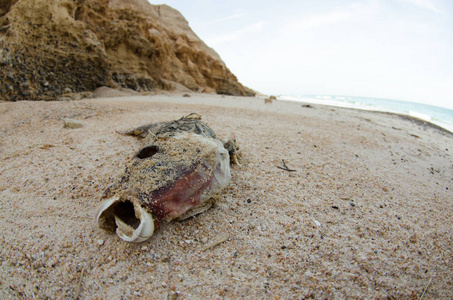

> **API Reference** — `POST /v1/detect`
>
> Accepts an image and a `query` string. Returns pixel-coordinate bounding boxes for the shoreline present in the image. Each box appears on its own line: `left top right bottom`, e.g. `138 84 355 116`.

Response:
0 93 452 299
277 96 453 136
376 110 453 137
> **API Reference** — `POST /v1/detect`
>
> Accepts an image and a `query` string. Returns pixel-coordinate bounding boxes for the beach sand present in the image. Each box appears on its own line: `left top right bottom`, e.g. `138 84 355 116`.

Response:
0 93 452 299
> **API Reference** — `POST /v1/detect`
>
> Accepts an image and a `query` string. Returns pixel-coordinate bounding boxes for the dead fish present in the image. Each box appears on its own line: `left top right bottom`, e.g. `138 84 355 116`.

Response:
96 114 234 243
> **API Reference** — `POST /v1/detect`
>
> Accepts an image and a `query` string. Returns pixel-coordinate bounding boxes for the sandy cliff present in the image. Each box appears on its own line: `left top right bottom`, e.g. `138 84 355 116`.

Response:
0 0 254 100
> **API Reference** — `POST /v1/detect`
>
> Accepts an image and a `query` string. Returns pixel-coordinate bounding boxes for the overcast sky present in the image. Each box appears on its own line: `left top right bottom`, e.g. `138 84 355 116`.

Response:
152 0 453 109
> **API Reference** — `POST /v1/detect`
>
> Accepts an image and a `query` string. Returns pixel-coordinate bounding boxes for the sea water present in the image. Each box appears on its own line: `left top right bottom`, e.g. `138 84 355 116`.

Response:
279 95 453 134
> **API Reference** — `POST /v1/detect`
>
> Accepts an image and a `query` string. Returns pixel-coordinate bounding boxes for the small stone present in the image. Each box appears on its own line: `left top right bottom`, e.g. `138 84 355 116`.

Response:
182 93 191 97
141 246 148 251
63 87 72 94
97 239 104 246
63 118 83 129
168 291 179 299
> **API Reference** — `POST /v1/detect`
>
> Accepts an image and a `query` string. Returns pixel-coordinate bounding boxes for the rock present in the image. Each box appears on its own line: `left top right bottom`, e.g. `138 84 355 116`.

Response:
0 0 254 101
63 118 83 129
265 95 277 104
82 92 94 99
70 93 82 101
202 86 216 94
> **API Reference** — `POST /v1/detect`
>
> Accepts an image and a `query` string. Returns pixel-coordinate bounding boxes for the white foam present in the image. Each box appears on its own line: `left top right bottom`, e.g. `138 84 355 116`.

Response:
409 110 431 121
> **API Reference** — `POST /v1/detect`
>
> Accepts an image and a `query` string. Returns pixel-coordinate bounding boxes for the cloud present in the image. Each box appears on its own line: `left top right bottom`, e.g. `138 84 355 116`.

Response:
285 10 351 34
206 21 266 46
398 0 442 14
213 12 246 23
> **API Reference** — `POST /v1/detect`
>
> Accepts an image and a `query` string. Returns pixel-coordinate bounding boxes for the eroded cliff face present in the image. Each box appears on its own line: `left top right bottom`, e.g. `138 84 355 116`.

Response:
0 0 254 100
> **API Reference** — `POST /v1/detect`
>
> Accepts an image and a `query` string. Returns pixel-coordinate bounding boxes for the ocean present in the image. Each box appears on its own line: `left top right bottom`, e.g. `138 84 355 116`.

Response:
279 95 453 134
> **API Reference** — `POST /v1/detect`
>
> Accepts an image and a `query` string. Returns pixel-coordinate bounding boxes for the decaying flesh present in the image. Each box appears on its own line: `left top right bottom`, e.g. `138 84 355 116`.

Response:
96 114 238 243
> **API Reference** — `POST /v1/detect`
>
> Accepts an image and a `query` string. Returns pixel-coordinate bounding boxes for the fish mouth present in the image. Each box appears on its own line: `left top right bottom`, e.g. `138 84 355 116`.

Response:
96 196 154 243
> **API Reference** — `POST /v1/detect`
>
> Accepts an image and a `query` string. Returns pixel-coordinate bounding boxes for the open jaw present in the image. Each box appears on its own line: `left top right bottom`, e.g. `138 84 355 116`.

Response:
96 196 155 243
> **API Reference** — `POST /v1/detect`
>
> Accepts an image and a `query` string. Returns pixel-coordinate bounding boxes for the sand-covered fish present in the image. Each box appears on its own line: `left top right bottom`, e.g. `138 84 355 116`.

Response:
96 114 238 243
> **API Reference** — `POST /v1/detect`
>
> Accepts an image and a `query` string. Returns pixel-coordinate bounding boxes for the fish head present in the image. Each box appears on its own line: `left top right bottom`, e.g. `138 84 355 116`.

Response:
96 132 231 243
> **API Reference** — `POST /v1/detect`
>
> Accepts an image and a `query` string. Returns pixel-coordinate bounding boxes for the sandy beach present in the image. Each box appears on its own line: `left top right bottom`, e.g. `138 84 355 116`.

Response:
0 93 452 299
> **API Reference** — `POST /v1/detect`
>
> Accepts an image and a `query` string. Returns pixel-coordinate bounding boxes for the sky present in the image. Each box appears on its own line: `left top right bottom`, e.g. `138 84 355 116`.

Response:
151 0 453 110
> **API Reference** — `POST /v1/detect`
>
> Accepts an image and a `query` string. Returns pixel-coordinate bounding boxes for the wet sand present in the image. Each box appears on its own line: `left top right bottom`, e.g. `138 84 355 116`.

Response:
0 93 452 299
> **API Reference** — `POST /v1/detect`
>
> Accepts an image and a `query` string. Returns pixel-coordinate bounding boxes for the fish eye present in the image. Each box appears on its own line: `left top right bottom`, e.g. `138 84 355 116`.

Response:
135 145 159 159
